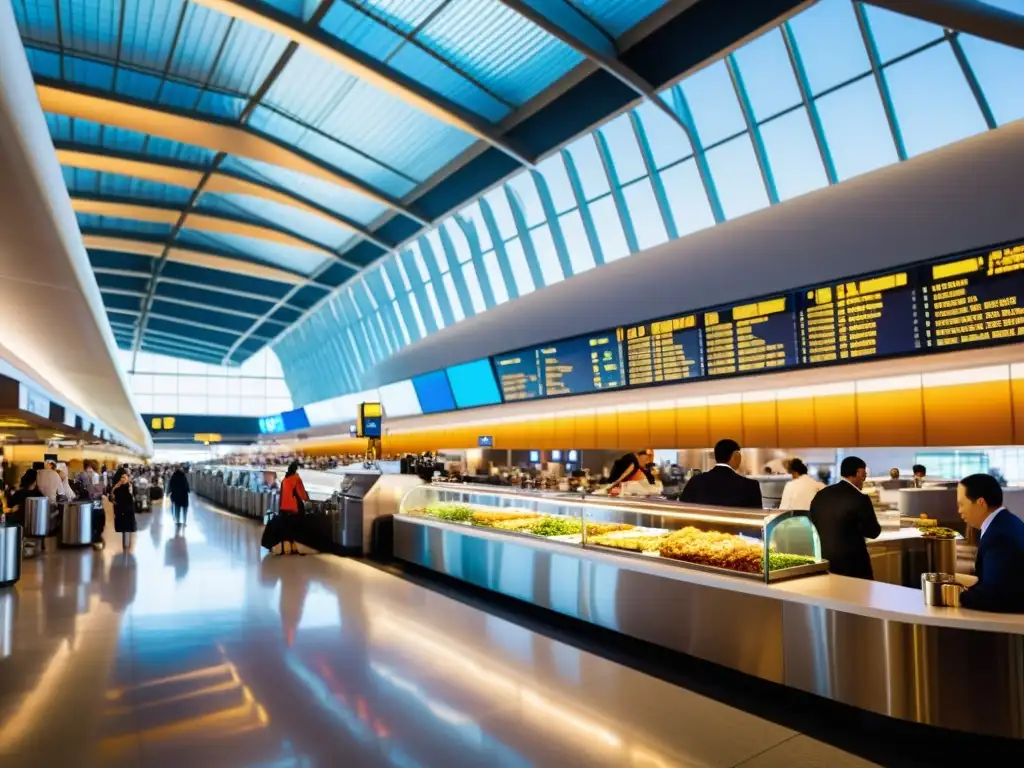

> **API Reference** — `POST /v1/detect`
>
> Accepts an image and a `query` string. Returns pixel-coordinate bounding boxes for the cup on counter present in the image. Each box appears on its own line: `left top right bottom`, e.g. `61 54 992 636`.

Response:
922 573 965 607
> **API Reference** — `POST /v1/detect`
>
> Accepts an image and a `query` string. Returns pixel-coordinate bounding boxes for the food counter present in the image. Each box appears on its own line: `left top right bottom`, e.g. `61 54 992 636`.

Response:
393 485 1024 739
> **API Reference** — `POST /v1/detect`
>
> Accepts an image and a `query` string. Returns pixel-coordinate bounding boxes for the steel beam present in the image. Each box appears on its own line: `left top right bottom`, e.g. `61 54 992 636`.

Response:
191 0 535 168
866 0 1024 51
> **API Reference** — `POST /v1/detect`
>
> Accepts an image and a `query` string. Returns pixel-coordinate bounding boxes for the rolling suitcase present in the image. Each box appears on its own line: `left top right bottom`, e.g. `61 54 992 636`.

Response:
261 514 287 551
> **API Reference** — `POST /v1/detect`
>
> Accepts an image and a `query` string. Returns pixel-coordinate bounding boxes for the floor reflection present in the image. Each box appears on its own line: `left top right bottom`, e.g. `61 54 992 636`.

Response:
0 497 875 768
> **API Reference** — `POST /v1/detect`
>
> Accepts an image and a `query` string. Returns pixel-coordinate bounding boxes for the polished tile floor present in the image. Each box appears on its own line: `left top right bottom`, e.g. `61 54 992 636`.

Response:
0 497 878 768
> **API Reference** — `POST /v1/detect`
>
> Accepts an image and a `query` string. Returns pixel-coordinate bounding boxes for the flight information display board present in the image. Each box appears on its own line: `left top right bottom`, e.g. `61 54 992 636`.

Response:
494 332 624 401
703 297 798 376
798 270 920 364
923 243 1024 349
622 314 703 386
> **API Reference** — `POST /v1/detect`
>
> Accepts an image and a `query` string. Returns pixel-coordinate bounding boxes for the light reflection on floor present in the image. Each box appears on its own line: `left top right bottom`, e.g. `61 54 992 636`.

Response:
0 497 877 767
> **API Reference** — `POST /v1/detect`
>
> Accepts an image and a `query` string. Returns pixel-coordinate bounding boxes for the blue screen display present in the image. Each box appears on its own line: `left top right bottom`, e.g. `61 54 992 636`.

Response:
280 408 309 431
446 359 502 409
259 415 285 434
412 370 456 414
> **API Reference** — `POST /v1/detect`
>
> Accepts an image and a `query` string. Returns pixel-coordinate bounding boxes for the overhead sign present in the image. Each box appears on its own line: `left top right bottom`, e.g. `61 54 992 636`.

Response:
194 433 222 443
478 435 494 447
18 384 49 419
357 402 382 438
151 416 177 431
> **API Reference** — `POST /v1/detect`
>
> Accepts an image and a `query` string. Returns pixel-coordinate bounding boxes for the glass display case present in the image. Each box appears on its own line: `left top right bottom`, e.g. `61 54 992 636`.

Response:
398 484 827 583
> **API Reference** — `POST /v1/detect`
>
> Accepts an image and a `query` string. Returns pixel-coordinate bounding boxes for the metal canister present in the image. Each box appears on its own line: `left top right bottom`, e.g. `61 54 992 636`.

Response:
23 497 50 538
0 524 22 586
922 573 965 606
60 500 94 546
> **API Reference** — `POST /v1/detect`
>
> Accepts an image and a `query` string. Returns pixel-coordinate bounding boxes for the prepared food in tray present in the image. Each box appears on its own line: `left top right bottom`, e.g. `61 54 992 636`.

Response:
408 504 816 574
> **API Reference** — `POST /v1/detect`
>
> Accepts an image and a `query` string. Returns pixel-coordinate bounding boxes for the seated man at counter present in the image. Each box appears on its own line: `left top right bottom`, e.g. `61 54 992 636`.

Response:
680 439 762 509
956 474 1024 613
912 464 927 488
809 456 881 580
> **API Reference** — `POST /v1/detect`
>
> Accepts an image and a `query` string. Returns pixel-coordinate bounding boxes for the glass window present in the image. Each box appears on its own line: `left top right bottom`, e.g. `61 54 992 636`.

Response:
208 396 228 414
153 375 177 395
380 265 396 298
177 359 206 375
442 273 465 322
135 394 154 412
660 160 717 237
207 376 228 396
816 76 899 180
558 210 596 275
633 99 692 170
406 242 431 282
599 113 647 185
179 396 206 414
483 250 509 304
461 262 487 313
961 35 1024 126
423 230 449 274
864 5 944 63
760 110 830 201
458 203 492 251
444 219 473 264
529 224 564 287
622 179 669 250
705 135 771 220
241 378 265 397
152 394 177 412
267 379 290 398
241 399 264 416
788 0 871 95
392 300 411 343
506 175 545 227
589 196 630 263
885 44 988 158
564 134 610 201
178 376 206 396
504 238 535 296
375 314 393 353
731 29 802 121
680 60 746 146
424 282 446 328
392 254 412 291
406 292 429 337
483 189 517 241
132 374 153 393
536 154 577 213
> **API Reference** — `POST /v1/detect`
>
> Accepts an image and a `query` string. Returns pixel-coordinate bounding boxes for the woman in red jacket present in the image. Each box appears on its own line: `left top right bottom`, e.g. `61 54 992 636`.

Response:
278 461 309 556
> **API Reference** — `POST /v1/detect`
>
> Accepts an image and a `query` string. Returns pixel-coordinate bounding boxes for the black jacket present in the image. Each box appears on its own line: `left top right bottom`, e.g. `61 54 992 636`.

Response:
680 466 762 509
961 509 1024 613
169 470 190 508
809 481 881 580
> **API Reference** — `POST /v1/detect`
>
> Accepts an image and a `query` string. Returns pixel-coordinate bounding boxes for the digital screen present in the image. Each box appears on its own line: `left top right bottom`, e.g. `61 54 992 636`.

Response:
703 296 798 376
798 271 920 364
923 243 1024 349
494 332 624 401
280 408 309 431
379 379 422 418
551 450 562 461
623 314 703 386
529 451 540 463
478 435 494 447
412 370 456 414
446 359 502 409
259 415 284 434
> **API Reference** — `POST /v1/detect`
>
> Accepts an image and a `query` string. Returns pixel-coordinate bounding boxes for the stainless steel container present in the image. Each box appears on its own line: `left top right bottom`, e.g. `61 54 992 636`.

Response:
60 500 94 546
922 573 965 606
0 524 22 586
23 497 51 538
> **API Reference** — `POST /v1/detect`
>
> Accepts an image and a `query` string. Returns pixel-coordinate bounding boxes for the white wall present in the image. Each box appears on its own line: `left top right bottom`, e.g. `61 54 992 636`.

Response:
367 120 1024 386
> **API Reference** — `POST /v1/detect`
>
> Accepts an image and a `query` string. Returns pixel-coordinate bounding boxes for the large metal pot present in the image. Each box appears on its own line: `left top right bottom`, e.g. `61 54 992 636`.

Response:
60 500 94 547
0 524 22 586
23 497 51 538
922 573 965 606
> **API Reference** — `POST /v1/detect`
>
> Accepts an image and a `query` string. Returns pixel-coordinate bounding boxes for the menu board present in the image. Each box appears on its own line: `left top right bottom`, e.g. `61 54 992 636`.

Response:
622 315 703 386
923 243 1024 349
798 271 920 364
703 297 797 376
495 332 624 401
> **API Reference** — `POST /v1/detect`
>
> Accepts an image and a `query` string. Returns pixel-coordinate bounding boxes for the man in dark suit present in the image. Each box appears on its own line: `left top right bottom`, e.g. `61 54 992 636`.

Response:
809 456 881 580
680 438 762 508
957 474 1024 613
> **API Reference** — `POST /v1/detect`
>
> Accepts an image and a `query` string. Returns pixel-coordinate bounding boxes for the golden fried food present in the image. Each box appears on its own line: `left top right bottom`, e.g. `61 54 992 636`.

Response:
658 526 764 574
472 511 541 524
589 533 666 552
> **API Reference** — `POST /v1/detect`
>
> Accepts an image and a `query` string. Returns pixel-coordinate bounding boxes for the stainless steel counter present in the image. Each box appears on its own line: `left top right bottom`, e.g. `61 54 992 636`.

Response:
394 510 1024 739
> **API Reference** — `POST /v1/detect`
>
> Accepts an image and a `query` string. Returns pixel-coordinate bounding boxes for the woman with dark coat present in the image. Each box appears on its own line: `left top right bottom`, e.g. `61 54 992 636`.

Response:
110 466 136 552
168 466 190 527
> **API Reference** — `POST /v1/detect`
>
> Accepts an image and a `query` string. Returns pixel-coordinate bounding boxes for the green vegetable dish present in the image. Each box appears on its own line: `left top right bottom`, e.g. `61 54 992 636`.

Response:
424 503 476 523
528 516 583 537
767 552 817 571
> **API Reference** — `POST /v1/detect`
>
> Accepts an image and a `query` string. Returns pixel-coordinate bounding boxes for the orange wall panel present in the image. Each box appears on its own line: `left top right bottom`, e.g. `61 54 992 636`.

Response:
533 416 557 450
814 394 858 447
648 408 676 448
777 398 815 446
741 401 778 447
924 381 1012 446
554 415 575 448
1013 379 1024 444
857 389 924 446
575 412 597 449
596 411 618 449
708 403 742 445
617 409 649 451
676 406 709 448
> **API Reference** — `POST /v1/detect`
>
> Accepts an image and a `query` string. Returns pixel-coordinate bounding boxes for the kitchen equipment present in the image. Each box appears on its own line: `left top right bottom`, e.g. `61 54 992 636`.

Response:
59 500 95 546
23 497 51 538
0 523 22 586
922 572 965 606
